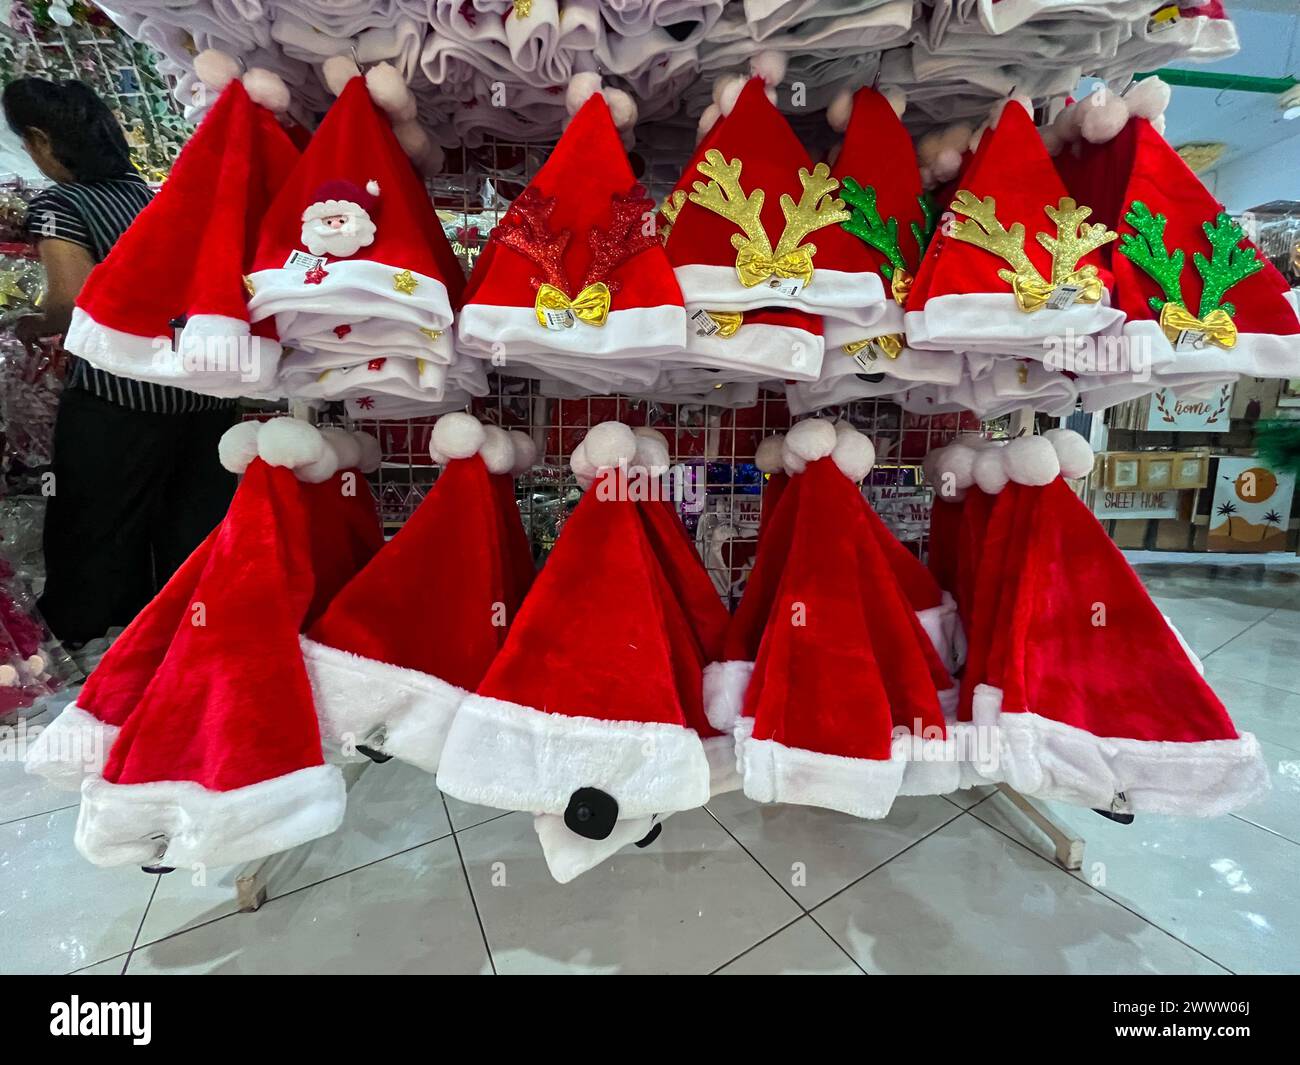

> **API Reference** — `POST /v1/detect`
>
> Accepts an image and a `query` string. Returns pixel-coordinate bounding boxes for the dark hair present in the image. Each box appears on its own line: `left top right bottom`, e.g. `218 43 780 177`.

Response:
3 78 133 182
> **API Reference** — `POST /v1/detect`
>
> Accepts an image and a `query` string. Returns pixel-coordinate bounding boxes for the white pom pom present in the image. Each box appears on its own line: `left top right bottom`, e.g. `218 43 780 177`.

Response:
697 102 721 139
718 76 745 117
1126 77 1171 122
1043 428 1095 479
937 443 978 492
353 431 382 473
1053 99 1084 141
1004 436 1061 487
968 124 986 153
259 417 328 472
481 425 514 475
365 179 380 197
570 440 597 488
583 421 637 469
417 141 445 175
1150 113 1166 137
634 434 670 471
602 87 637 131
785 418 838 465
750 50 787 86
998 95 1034 124
394 120 430 159
297 445 342 484
566 71 602 115
831 429 876 482
194 49 240 92
508 430 537 475
319 426 362 470
323 54 361 97
217 420 262 474
432 412 486 461
25 653 45 674
1081 90 1129 144
0 664 16 686
919 165 934 189
1040 126 1064 155
882 86 907 119
241 68 290 113
972 449 1009 495
940 122 974 152
934 147 963 182
633 426 668 448
916 131 941 165
366 62 416 121
827 88 853 133
921 445 946 486
754 434 785 473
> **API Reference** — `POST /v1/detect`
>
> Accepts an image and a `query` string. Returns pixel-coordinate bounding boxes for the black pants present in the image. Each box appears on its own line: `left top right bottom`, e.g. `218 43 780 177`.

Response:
38 387 237 644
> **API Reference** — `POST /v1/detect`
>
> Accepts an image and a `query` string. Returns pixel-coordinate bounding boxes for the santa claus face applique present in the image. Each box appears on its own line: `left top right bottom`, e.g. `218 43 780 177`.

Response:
300 179 381 259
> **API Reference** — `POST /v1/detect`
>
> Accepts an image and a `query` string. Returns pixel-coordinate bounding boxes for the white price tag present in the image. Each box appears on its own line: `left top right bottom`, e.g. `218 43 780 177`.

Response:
851 348 876 373
691 309 721 337
767 276 805 298
542 307 576 331
1175 328 1208 352
284 250 326 272
1046 283 1082 310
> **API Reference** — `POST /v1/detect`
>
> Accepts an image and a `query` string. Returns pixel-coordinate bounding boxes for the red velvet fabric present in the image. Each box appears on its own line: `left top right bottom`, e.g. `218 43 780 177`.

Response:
104 461 326 791
477 469 701 729
723 471 802 661
301 472 384 629
638 497 730 665
493 473 536 620
77 81 299 337
308 455 508 692
832 87 927 276
463 95 680 312
954 487 995 627
926 496 963 595
250 77 464 306
76 526 220 730
998 479 1241 743
909 104 1113 306
743 458 947 757
758 471 789 546
1058 118 1299 335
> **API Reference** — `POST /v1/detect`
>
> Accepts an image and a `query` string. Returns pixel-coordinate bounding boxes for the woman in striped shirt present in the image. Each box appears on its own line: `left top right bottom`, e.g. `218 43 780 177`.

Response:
4 78 237 645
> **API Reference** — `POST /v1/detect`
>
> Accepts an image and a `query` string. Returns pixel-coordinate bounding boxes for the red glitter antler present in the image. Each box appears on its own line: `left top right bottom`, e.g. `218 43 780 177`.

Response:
492 187 572 293
580 183 659 294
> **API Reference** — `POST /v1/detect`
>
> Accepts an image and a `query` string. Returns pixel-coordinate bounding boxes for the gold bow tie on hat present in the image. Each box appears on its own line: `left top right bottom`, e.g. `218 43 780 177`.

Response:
734 245 816 289
1158 303 1238 350
890 269 913 306
843 334 904 360
534 282 611 328
1009 267 1105 312
701 310 743 337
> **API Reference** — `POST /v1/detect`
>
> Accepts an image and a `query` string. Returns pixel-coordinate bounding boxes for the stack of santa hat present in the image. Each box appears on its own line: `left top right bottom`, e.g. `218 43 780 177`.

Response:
437 421 719 883
248 61 483 406
456 80 686 397
950 429 1267 815
25 419 382 795
300 413 533 773
789 84 964 414
727 418 961 814
64 52 298 398
660 56 887 391
58 418 361 871
1050 79 1300 409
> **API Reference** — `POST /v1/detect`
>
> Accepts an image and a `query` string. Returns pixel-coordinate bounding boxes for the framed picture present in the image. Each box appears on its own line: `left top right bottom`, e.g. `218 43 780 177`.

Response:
1142 457 1173 489
1174 455 1208 489
1109 456 1140 489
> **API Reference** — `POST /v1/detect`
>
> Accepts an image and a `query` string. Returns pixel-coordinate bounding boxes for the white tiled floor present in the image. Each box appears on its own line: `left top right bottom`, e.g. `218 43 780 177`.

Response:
2 563 1298 974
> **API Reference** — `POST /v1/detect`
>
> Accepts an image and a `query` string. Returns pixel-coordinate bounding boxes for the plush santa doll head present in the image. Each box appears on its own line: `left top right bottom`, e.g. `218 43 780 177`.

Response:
300 178 381 257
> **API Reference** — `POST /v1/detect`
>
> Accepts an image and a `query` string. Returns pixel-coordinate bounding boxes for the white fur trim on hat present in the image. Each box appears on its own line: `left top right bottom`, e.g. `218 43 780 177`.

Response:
432 412 486 461
582 421 638 469
353 432 382 474
319 426 363 471
754 434 786 474
508 430 537 476
218 420 262 474
322 54 360 97
1004 435 1061 487
831 427 876 482
1043 428 1095 479
480 425 515 475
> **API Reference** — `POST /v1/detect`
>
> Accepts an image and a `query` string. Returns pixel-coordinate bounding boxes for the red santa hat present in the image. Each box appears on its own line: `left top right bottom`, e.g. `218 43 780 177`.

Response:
1052 90 1300 383
754 432 789 542
735 421 956 816
456 94 686 381
75 420 347 870
955 430 1267 814
65 73 298 397
493 429 538 618
437 421 712 853
247 75 464 373
905 99 1125 356
301 413 517 774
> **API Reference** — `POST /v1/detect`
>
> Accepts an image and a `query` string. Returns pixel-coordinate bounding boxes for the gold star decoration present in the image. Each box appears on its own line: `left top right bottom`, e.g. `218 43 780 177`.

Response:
393 270 419 295
419 327 443 342
514 0 533 17
243 275 255 297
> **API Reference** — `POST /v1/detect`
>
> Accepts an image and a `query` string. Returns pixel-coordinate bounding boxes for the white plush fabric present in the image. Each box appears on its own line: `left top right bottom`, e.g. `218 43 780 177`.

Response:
702 659 754 731
23 704 120 791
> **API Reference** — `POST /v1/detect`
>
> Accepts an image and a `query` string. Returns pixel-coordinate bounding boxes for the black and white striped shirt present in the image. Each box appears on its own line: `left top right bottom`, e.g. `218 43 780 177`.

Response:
25 176 235 414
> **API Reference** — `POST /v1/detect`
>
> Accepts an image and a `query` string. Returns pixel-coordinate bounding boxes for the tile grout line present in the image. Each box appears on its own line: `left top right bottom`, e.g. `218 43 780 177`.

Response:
1198 608 1279 662
705 912 810 975
1228 813 1300 849
970 805 1238 975
442 793 497 975
119 872 162 974
0 800 80 829
803 909 869 975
